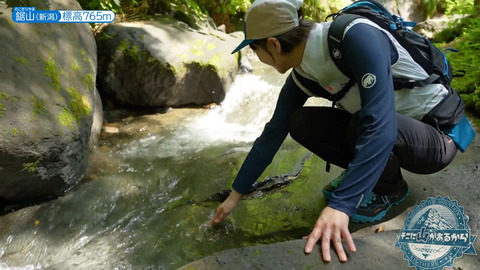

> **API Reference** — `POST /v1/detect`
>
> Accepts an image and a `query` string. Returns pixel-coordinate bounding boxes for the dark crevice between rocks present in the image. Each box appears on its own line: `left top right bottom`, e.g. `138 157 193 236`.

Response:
194 152 313 205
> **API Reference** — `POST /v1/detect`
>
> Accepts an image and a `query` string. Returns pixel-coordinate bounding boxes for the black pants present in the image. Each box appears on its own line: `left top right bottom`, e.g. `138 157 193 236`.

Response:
287 107 458 195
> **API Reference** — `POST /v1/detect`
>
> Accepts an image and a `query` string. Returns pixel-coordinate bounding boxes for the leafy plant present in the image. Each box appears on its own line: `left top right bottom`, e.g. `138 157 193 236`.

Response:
436 6 480 116
443 0 474 15
77 0 122 13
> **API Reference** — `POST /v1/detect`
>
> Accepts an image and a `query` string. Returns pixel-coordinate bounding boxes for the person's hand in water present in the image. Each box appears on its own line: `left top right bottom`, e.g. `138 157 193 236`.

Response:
210 190 242 225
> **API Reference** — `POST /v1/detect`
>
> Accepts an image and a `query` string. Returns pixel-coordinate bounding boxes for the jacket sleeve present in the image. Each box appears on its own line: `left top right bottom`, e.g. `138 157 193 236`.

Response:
232 74 309 194
328 23 398 217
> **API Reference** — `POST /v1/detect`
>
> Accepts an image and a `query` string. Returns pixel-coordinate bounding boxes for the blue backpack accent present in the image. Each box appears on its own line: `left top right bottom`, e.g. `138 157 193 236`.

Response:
326 0 466 131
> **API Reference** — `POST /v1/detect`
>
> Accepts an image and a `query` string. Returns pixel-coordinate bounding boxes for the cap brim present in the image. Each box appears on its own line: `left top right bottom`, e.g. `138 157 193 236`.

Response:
231 39 254 54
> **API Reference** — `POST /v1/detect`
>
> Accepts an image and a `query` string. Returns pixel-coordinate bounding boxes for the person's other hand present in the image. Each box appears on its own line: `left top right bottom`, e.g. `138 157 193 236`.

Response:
210 189 242 225
304 206 356 262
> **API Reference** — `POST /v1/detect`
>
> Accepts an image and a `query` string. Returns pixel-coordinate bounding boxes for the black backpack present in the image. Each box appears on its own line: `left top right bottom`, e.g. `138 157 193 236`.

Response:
324 0 465 130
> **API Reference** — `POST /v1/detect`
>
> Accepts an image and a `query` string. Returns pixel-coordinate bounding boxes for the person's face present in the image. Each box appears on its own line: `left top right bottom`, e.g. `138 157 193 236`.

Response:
251 38 290 74
254 46 276 68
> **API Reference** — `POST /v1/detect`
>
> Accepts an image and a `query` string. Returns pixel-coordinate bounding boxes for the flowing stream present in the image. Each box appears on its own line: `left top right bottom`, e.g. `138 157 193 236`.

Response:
0 59 329 269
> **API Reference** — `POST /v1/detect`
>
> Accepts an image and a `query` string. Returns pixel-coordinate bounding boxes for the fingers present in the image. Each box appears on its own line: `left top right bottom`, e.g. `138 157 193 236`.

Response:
342 228 357 253
304 208 356 263
332 233 347 262
210 207 226 225
304 227 322 254
321 228 332 262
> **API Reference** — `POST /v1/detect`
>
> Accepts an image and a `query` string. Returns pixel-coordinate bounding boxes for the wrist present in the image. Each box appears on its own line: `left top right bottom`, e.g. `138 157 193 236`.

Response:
229 189 243 200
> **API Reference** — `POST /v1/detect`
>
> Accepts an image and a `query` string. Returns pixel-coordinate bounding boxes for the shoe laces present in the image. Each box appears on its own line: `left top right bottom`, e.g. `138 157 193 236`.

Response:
360 192 390 207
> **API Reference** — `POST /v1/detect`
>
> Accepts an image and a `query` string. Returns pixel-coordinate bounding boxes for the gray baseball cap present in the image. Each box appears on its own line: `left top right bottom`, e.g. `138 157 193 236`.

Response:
231 0 303 54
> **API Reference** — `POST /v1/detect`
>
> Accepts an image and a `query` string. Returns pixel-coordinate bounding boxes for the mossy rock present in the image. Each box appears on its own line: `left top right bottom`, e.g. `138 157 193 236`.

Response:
0 0 100 209
96 16 242 108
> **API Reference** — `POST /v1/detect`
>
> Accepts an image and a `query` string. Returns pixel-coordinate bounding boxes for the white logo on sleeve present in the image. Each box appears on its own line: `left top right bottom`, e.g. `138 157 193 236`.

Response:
333 49 342 59
361 73 376 88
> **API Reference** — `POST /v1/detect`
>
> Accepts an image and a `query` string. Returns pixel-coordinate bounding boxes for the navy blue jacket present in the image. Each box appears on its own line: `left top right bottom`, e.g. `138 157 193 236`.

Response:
232 23 398 218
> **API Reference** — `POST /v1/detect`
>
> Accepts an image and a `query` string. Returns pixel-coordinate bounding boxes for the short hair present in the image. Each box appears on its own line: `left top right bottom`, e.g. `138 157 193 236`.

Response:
250 19 315 54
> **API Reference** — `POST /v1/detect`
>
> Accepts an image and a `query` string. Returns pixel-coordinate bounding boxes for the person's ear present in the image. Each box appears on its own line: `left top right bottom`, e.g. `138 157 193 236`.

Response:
266 37 282 54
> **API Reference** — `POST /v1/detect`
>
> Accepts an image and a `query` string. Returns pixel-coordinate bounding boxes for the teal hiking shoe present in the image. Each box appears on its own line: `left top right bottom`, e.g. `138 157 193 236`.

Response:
351 181 409 223
322 170 346 201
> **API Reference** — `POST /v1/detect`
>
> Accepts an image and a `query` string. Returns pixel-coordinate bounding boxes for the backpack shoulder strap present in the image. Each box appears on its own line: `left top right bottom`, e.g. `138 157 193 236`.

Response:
327 13 363 79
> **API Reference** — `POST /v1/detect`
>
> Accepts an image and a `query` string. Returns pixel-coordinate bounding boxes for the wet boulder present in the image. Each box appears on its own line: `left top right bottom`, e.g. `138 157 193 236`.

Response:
0 0 101 210
96 16 242 108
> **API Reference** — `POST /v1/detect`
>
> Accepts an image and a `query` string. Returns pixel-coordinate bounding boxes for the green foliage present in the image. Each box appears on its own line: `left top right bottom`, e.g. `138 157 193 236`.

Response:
196 0 251 15
416 0 474 18
77 0 122 13
444 0 474 15
418 0 438 18
436 7 480 116
302 0 327 21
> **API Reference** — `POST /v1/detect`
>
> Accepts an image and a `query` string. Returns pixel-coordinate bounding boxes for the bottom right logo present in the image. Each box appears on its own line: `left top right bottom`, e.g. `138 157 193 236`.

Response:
395 196 477 270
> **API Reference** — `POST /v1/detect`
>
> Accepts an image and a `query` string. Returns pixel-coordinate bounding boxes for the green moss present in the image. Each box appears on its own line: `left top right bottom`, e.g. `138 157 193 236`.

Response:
80 48 90 63
9 128 25 137
15 56 29 65
0 92 11 118
23 160 40 173
43 56 61 92
253 250 260 257
117 40 136 61
190 47 205 57
190 61 218 72
83 73 95 92
117 40 130 51
102 32 114 39
66 87 92 120
140 35 145 39
0 92 11 101
435 8 480 116
189 39 210 57
31 96 46 119
58 107 76 127
71 60 81 71
208 54 222 68
230 145 334 241
206 43 216 51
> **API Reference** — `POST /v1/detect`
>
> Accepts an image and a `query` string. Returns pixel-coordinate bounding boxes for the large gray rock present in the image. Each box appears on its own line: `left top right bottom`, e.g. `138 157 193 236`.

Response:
180 230 480 269
96 16 242 108
0 0 100 209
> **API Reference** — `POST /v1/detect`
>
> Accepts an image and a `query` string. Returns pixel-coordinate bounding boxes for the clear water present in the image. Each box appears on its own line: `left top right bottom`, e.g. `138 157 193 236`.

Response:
0 62 329 269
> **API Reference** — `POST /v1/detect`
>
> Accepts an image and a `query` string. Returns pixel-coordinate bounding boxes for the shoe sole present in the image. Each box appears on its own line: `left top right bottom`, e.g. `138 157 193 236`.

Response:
351 187 410 224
